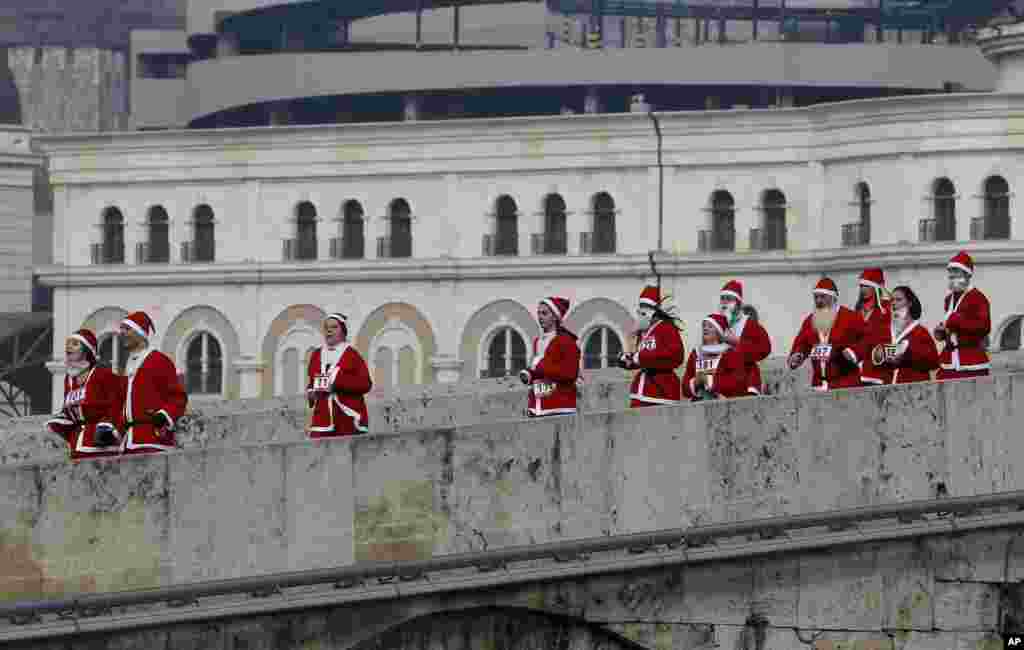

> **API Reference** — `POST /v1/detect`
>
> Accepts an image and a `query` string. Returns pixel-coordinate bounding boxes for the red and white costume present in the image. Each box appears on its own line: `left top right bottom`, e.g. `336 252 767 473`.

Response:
789 278 866 391
856 268 893 386
45 329 123 461
306 313 372 437
880 318 940 384
523 297 581 417
681 314 750 400
937 251 991 380
719 280 771 395
625 286 685 407
117 312 188 455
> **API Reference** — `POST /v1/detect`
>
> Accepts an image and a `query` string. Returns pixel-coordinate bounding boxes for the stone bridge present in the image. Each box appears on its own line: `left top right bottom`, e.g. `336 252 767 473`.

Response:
0 363 1023 648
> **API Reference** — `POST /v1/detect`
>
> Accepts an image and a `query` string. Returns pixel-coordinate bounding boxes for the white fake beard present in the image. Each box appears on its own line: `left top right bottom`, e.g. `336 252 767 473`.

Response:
65 360 90 377
812 308 836 333
949 278 968 293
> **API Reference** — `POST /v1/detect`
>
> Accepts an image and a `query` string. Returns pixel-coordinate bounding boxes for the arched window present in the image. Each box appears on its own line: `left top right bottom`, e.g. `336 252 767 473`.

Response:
146 206 170 263
856 182 871 245
1001 316 1023 351
386 198 412 258
185 331 223 395
933 178 956 241
295 201 318 260
375 347 394 388
592 192 617 254
101 207 125 264
760 189 787 250
485 327 527 378
494 195 519 256
340 200 365 259
983 176 1010 240
192 204 216 262
710 190 735 251
582 326 623 369
98 333 129 375
542 194 568 255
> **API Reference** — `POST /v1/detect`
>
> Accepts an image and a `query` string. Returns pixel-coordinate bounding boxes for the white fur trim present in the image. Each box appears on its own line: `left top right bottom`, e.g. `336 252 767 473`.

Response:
325 313 348 325
702 317 725 337
947 262 973 275
844 348 858 365
528 406 577 416
858 279 882 289
747 387 761 395
941 362 990 371
540 298 566 321
122 318 149 339
639 297 659 307
629 393 680 405
720 290 742 302
69 334 97 359
861 377 885 385
813 288 839 298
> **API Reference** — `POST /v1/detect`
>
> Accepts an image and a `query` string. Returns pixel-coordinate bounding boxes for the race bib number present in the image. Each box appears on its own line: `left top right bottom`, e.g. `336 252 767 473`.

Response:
64 387 85 406
883 345 899 362
313 375 332 392
533 382 556 398
639 339 656 352
696 358 720 373
810 344 832 361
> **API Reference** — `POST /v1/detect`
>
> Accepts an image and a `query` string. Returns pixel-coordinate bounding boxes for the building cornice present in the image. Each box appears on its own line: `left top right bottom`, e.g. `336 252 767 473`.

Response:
35 92 1024 186
34 241 1024 289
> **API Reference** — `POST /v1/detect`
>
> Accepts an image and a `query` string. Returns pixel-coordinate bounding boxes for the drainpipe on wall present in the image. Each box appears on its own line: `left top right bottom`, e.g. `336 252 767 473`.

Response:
646 109 665 290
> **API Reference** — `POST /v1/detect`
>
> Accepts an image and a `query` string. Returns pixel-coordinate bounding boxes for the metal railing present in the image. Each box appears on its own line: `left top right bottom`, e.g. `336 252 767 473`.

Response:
283 238 318 261
531 232 567 255
180 240 216 263
330 236 363 260
579 230 616 255
484 233 520 257
91 242 124 265
377 236 412 258
841 222 868 247
135 241 170 264
3 489 1024 627
919 218 936 242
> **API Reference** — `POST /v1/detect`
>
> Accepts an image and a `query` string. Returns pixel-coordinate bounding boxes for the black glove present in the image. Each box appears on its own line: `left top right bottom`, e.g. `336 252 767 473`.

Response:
150 411 172 430
518 369 532 385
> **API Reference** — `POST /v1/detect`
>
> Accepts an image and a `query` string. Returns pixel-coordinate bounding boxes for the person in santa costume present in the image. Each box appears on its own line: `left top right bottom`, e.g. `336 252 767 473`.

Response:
934 251 991 380
870 285 939 384
45 328 124 461
681 313 750 401
788 277 866 391
618 285 686 407
855 268 893 387
518 296 581 417
306 312 372 437
117 311 188 455
718 280 771 395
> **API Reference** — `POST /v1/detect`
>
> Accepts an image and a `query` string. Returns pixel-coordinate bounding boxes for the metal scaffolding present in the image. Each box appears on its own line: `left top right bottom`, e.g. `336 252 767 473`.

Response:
0 312 52 418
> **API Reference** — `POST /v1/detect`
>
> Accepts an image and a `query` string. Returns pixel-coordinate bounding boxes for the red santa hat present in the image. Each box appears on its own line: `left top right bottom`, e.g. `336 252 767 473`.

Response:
858 267 888 306
639 285 663 309
947 250 974 276
68 328 98 361
121 311 156 340
703 313 729 338
813 277 839 299
720 280 743 303
540 296 570 321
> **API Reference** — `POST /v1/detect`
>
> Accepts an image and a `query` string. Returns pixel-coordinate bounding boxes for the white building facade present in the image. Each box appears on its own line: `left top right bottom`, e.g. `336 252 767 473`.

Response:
33 24 1024 410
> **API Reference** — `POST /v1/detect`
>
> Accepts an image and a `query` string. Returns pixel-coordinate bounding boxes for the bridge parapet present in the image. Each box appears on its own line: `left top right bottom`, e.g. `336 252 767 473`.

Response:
0 372 1021 603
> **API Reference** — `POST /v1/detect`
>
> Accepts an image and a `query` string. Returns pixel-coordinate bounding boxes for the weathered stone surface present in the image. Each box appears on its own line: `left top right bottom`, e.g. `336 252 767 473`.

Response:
933 580 999 631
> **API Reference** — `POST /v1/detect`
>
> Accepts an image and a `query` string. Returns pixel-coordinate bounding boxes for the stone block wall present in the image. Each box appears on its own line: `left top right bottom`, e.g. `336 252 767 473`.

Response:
0 372 1023 603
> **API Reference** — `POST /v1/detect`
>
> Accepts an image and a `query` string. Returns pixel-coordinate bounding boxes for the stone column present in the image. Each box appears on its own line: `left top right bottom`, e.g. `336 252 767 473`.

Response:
234 356 265 399
430 355 465 383
46 360 65 413
403 95 421 121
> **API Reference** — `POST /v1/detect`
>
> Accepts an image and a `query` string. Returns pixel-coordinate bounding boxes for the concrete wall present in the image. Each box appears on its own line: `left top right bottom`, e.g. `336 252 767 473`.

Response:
1 371 1023 603
0 127 41 313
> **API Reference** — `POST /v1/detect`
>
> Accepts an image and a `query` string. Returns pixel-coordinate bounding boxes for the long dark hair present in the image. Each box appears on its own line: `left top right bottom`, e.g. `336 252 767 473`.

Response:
891 286 922 321
555 323 577 340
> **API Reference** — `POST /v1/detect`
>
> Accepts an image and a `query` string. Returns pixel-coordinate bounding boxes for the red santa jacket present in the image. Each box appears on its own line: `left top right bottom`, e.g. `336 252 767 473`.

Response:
119 349 188 453
306 344 372 437
526 329 581 417
939 287 991 373
730 315 771 395
681 344 750 400
790 306 865 391
628 319 685 405
880 320 940 384
46 365 123 460
858 305 892 386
